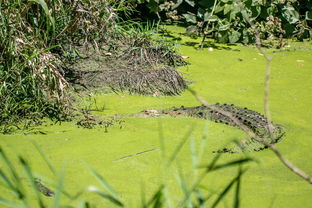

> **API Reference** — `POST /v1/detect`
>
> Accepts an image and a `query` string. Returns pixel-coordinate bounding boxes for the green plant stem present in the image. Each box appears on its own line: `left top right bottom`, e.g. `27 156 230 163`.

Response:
200 0 217 49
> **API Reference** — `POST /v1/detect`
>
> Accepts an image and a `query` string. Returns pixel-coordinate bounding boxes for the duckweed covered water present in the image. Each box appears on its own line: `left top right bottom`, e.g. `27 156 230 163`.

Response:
1 26 311 207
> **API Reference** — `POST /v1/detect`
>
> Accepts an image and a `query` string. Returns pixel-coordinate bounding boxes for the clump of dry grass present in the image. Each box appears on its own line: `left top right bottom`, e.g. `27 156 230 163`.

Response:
121 37 187 68
71 66 187 96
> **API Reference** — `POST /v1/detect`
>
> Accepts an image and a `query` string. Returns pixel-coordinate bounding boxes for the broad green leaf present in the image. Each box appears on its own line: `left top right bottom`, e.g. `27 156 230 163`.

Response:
217 31 229 43
250 6 261 19
172 0 183 9
182 13 197 24
185 0 195 7
223 4 232 15
204 11 210 21
147 0 159 13
230 10 237 20
306 11 312 21
214 4 224 13
199 0 214 8
282 5 299 24
229 31 241 43
198 8 206 19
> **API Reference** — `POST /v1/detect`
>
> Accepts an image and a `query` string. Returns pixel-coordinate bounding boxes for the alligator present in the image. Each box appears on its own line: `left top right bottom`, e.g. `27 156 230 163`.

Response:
34 178 55 197
135 103 285 153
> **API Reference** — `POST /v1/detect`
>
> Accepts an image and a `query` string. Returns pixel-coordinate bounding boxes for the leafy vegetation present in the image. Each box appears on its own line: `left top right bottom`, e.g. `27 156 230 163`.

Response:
0 0 185 132
0 0 124 130
0 0 311 207
133 0 311 45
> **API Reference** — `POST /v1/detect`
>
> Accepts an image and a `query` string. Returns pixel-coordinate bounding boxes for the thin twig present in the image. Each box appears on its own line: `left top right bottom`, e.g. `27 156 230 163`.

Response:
189 1 312 185
189 89 312 185
238 1 312 184
200 0 218 49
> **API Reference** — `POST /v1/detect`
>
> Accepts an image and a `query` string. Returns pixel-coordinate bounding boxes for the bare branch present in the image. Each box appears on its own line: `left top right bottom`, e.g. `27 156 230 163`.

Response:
188 89 312 185
238 1 312 184
189 1 312 185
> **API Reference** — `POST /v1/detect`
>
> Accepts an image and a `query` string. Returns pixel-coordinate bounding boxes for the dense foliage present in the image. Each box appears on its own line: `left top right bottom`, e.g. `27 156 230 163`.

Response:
0 0 131 131
132 0 312 44
0 0 184 131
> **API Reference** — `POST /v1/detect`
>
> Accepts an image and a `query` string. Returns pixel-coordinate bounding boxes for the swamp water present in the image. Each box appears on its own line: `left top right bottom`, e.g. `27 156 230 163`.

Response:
1 27 312 207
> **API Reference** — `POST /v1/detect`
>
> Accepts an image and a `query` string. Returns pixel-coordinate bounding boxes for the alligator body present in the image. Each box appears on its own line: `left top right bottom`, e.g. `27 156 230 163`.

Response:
139 103 285 153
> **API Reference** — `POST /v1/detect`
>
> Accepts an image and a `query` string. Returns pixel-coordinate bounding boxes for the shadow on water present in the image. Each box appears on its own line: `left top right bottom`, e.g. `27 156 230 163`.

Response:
159 28 240 51
181 40 240 51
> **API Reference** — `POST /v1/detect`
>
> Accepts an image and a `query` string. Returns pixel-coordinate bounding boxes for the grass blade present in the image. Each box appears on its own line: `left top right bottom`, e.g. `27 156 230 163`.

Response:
143 185 164 208
234 167 242 208
29 0 55 31
205 153 222 172
19 157 45 208
52 166 66 208
167 127 193 167
190 135 198 170
0 197 21 208
0 169 20 197
87 166 119 197
158 121 166 159
194 189 205 208
198 122 209 163
199 158 253 172
176 164 190 198
32 141 56 176
0 148 20 184
87 186 124 207
0 148 24 199
140 183 147 208
211 168 247 208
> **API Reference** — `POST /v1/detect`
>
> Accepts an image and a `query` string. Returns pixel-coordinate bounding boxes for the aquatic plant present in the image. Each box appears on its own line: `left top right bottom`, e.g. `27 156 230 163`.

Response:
0 133 253 207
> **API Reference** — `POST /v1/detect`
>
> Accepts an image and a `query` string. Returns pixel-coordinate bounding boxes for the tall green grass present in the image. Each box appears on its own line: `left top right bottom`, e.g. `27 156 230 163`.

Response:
0 128 253 207
0 0 134 132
